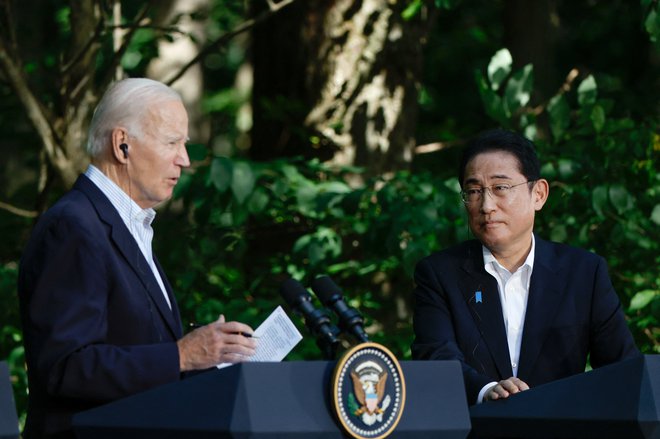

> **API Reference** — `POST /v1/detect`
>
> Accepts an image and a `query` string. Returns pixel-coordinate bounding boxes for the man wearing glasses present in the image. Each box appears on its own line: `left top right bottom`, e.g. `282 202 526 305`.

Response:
411 128 639 405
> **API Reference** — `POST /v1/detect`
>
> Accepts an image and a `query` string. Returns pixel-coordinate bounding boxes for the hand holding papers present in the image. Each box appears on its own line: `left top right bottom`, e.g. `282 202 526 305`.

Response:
217 306 302 368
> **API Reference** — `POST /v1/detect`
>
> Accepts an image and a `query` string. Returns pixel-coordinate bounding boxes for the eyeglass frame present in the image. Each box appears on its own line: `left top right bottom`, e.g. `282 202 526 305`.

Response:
460 180 536 204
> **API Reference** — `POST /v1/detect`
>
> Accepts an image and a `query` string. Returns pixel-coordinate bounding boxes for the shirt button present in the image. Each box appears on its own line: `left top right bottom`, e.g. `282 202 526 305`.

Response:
512 362 517 368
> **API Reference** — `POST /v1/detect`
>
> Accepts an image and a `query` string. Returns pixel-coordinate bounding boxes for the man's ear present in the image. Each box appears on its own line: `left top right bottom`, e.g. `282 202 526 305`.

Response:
533 179 549 211
111 128 130 163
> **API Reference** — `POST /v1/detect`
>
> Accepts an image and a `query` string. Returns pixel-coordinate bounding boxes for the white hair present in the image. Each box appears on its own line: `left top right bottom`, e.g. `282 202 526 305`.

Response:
86 78 182 157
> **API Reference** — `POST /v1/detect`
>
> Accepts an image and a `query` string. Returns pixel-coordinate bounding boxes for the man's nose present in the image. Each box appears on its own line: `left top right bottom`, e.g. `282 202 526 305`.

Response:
176 144 191 168
479 188 497 213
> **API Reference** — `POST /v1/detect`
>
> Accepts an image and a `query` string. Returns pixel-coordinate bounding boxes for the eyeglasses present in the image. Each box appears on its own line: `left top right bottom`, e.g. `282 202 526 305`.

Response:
460 181 534 204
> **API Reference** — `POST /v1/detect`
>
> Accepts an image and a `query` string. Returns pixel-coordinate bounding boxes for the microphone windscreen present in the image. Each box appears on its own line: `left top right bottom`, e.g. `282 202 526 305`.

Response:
279 278 311 306
311 276 342 305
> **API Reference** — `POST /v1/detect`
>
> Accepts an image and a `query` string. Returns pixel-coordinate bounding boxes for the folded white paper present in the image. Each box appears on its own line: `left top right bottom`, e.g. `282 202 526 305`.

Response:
217 305 302 369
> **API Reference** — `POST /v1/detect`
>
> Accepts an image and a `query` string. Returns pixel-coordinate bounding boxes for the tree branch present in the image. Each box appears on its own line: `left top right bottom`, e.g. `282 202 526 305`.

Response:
164 0 299 86
61 17 106 77
0 39 62 168
99 2 153 90
0 201 38 218
529 68 580 116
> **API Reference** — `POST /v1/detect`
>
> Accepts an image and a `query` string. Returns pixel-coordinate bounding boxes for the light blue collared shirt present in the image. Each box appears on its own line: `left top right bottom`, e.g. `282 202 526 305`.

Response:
85 165 171 309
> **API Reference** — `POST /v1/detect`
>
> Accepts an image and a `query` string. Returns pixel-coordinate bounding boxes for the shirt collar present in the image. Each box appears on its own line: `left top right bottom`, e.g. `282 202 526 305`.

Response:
85 164 156 229
482 233 536 275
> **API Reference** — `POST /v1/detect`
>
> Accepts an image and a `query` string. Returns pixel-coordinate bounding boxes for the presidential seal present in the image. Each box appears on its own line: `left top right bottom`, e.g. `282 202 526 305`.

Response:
332 342 406 439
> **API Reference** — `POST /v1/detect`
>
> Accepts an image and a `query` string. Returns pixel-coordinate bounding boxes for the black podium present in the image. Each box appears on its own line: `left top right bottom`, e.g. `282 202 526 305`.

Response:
0 361 19 439
470 355 660 439
73 360 471 438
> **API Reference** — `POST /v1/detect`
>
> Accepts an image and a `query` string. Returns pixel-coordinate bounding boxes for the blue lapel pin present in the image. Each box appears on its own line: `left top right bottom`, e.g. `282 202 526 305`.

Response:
475 291 482 303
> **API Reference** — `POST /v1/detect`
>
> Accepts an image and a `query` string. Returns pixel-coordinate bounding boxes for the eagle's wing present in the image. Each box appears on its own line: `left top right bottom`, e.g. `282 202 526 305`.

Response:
351 372 366 405
376 373 388 404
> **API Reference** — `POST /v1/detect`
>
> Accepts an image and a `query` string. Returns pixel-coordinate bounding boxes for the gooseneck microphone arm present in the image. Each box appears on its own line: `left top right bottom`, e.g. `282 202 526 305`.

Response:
279 278 340 360
311 276 369 343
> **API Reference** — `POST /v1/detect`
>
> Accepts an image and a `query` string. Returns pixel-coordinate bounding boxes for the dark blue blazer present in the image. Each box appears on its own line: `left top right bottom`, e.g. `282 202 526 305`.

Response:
18 175 184 438
411 236 639 405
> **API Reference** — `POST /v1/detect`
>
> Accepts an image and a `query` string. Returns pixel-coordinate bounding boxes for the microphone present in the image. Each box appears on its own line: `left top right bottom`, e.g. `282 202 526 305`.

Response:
279 278 340 359
311 276 369 343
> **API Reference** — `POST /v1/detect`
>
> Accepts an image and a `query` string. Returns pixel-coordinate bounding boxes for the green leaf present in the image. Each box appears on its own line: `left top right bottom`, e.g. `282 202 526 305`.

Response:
644 8 660 43
608 185 634 214
172 172 193 199
210 157 233 192
402 0 422 20
550 224 567 242
592 185 608 218
475 71 506 125
651 204 660 226
547 94 570 141
317 181 351 194
487 48 512 91
247 188 269 214
557 159 577 178
295 182 319 217
591 105 606 133
504 64 533 115
577 75 598 107
629 290 658 311
231 161 256 204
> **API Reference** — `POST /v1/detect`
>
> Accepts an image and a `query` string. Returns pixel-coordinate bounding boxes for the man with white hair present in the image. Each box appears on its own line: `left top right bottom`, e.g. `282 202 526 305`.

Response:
18 78 256 439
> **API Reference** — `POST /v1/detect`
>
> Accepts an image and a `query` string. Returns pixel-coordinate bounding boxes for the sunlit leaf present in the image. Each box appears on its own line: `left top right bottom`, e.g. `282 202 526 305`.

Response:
402 0 422 20
487 48 512 91
577 75 598 107
651 204 660 226
629 290 658 311
504 64 533 115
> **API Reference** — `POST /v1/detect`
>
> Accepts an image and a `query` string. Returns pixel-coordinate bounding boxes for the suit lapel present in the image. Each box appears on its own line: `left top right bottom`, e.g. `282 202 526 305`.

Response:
517 236 566 380
74 175 181 340
459 243 513 379
154 256 183 338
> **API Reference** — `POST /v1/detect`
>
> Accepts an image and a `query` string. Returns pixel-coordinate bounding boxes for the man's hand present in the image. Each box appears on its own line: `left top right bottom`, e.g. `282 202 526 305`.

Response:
177 315 257 372
484 377 530 401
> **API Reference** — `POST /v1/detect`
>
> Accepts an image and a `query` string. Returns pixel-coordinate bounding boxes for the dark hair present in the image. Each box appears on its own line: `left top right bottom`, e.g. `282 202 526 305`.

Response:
458 128 541 187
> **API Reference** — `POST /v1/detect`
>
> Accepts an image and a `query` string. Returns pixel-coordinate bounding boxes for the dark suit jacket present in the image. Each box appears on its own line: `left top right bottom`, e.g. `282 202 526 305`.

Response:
411 236 639 405
18 174 184 438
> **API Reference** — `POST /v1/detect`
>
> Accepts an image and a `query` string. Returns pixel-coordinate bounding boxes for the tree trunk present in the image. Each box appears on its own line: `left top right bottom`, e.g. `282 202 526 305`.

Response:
146 0 211 144
503 0 558 103
251 0 435 176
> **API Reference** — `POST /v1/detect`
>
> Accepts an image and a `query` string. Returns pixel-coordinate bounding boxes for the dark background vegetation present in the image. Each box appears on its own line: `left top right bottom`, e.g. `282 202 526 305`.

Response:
1 0 658 428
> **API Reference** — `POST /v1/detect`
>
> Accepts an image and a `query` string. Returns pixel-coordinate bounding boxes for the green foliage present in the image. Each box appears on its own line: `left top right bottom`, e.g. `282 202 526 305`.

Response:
479 49 660 353
158 156 468 360
643 0 660 48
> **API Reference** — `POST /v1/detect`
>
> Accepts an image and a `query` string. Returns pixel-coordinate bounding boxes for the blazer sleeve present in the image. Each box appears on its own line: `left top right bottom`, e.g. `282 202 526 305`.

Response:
411 257 494 404
588 255 640 368
20 209 181 403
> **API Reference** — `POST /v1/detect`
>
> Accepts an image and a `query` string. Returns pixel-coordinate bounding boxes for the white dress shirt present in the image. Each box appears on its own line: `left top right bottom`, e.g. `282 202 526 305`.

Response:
85 165 172 309
476 234 535 403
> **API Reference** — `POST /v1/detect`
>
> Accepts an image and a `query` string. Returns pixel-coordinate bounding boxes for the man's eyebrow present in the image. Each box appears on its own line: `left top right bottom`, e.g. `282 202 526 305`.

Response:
463 174 513 185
